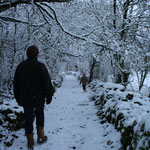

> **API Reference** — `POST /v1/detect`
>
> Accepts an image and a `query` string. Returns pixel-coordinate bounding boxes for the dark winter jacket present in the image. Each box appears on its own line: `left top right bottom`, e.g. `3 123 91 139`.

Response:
13 58 54 107
80 76 88 86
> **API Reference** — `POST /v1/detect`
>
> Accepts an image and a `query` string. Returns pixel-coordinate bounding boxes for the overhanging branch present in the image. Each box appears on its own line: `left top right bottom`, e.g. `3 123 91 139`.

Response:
0 0 72 13
40 2 116 52
0 16 46 26
60 51 86 58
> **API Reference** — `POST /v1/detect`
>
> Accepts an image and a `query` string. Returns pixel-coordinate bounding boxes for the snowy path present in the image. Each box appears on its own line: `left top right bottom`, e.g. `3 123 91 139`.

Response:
8 75 121 150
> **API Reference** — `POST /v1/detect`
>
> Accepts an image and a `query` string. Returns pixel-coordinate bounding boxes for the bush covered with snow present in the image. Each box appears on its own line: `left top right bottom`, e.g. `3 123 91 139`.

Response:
52 74 64 88
89 80 150 150
0 97 24 148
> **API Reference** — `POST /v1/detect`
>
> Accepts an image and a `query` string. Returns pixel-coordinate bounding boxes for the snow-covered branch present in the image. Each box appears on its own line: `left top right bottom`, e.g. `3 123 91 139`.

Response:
0 0 72 13
60 50 87 58
0 16 46 26
40 2 116 52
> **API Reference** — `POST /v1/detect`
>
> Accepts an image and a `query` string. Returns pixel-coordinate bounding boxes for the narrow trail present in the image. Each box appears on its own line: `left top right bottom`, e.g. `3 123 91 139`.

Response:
8 75 121 150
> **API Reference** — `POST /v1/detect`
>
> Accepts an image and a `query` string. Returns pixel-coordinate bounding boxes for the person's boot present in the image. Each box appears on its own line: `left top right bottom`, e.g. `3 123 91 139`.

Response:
37 126 47 144
26 133 34 149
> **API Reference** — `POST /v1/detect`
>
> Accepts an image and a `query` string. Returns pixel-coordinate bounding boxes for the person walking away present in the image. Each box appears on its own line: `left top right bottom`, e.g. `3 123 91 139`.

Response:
13 45 54 149
80 72 88 92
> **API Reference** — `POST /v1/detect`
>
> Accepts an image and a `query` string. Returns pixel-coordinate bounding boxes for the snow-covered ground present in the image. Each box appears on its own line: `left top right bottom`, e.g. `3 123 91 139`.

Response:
5 75 121 150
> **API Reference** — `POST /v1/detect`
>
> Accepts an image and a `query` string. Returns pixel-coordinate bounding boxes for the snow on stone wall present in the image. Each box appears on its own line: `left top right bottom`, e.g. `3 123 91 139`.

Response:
89 80 150 150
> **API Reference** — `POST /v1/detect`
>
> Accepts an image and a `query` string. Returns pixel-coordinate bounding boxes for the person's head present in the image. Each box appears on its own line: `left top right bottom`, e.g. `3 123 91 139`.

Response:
83 72 85 76
26 45 39 59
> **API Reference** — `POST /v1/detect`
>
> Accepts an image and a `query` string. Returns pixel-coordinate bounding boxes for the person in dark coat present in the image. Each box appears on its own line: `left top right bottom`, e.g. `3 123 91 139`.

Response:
13 45 54 149
80 72 88 92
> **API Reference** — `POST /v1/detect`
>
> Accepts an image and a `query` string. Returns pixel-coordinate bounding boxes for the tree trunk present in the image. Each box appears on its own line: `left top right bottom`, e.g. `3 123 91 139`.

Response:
113 0 117 30
139 67 149 91
120 0 130 39
115 0 131 84
88 59 96 83
8 7 17 92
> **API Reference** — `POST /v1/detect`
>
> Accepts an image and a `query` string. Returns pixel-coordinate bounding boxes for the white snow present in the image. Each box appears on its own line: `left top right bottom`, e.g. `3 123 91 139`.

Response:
90 79 150 149
5 75 121 150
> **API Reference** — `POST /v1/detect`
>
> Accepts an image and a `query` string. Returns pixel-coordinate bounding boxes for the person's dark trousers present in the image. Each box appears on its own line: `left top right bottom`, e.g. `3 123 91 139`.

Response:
82 84 86 91
23 105 44 134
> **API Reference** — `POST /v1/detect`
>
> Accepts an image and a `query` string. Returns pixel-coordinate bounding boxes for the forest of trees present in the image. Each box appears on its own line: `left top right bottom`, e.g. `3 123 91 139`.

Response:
0 0 150 94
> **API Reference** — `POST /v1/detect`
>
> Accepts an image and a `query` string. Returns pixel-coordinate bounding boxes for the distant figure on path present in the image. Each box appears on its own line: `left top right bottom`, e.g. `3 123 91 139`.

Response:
13 45 54 149
80 72 88 92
